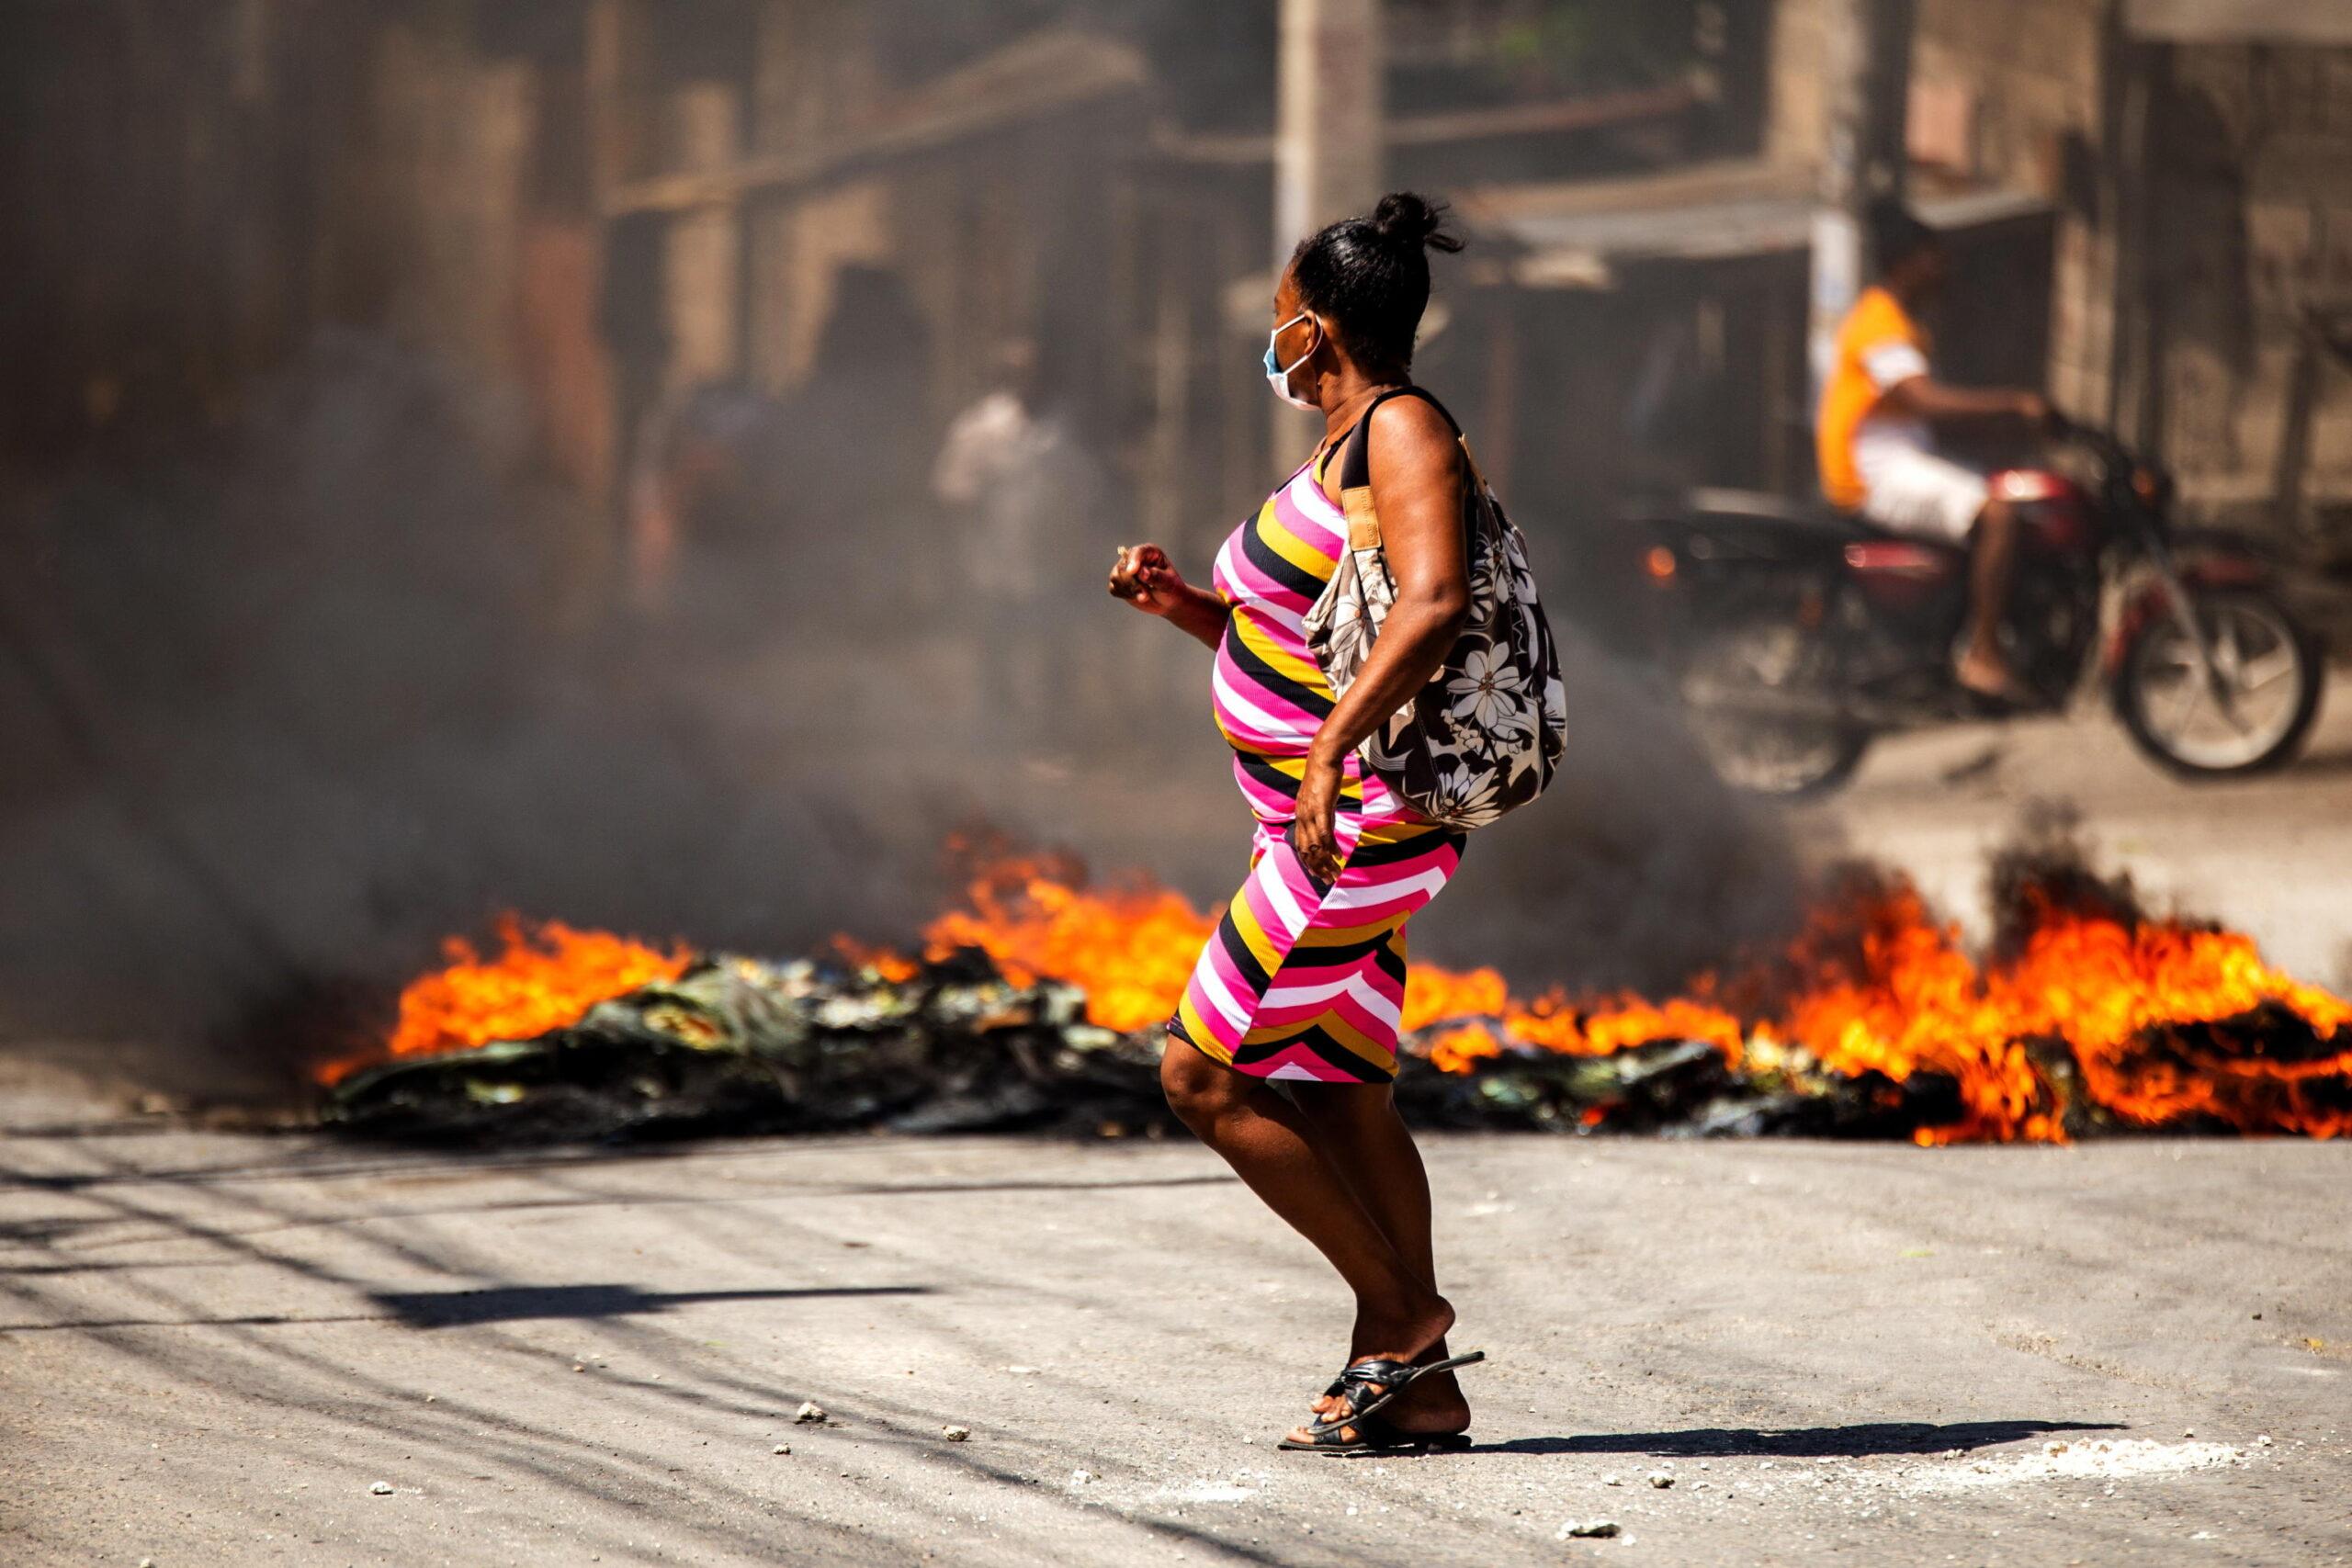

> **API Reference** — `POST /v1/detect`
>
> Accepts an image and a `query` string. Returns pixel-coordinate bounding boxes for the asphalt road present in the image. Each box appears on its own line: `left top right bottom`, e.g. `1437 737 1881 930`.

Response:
3 1101 2346 1568
4 673 2346 1568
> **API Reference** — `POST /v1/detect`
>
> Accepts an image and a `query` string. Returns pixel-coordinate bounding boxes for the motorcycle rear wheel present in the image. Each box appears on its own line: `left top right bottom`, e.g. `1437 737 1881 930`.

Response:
1677 617 1873 797
2111 586 2323 778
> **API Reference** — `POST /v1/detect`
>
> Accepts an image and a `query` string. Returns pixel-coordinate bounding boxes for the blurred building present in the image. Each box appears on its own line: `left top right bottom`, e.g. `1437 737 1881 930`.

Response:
6 0 2350 602
1847 0 2352 540
1457 0 2352 584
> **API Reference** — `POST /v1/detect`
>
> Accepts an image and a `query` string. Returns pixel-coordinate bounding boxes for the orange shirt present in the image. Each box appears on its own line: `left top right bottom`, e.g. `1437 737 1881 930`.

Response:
1816 286 1931 509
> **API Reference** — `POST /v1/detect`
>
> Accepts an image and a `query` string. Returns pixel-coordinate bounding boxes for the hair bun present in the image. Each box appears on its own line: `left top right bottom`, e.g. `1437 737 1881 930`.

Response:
1370 191 1465 255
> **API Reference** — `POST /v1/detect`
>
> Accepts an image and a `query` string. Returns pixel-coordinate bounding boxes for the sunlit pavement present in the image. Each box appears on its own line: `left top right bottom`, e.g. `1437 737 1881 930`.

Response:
2 1111 2346 1567
1792 671 2352 988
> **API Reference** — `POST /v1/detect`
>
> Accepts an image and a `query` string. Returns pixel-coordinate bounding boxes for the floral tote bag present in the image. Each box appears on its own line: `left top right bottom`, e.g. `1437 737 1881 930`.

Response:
1302 388 1566 829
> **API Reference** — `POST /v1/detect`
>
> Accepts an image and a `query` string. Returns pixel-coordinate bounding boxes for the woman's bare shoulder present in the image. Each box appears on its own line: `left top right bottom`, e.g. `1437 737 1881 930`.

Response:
1317 390 1458 503
1364 392 1461 487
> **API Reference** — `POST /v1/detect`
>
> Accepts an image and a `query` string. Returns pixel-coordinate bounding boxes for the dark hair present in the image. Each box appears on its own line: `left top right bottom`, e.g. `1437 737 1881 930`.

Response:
1289 191 1464 375
1867 197 1939 275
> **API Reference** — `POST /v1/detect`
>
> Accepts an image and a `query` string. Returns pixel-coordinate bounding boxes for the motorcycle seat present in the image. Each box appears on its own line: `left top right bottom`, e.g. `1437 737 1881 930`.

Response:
1696 488 1976 555
1683 488 1871 542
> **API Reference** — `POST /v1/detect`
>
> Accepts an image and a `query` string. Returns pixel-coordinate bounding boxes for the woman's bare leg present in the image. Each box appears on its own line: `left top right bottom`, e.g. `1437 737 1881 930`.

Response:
1296 1082 1439 1285
1293 1083 1469 1432
1159 1042 1454 1389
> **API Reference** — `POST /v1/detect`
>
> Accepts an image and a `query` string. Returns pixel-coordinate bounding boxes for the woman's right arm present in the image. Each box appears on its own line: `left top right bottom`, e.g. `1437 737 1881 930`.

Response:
1109 543 1229 651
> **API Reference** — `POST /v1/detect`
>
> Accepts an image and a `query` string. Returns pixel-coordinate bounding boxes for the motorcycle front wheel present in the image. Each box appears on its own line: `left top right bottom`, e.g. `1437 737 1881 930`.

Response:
2111 586 2323 778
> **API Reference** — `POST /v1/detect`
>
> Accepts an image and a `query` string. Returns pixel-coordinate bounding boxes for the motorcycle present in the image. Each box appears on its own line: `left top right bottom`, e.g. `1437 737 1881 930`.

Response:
1633 420 2326 795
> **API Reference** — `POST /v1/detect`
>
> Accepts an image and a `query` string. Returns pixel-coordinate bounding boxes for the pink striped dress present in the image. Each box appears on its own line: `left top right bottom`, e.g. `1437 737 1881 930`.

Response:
1167 446 1466 1084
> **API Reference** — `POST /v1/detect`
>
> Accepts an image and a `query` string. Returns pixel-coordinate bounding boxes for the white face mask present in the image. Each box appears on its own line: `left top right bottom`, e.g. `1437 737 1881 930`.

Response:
1263 311 1320 411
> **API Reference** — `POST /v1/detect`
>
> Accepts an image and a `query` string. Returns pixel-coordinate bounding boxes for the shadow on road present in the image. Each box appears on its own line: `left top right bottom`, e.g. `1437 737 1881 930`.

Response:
1470 1418 2128 1458
0 1282 930 1332
370 1280 929 1326
6 1153 1236 1200
2287 740 2352 778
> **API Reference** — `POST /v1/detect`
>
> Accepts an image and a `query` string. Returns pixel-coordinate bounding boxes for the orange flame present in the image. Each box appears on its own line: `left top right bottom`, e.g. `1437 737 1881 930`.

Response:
829 934 919 983
340 850 2352 1144
374 916 691 1068
917 848 1212 1032
1999 890 2352 1136
888 852 2351 1143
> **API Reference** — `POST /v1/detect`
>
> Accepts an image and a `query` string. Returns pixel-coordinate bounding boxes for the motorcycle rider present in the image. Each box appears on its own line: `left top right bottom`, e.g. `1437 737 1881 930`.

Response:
1817 198 2052 705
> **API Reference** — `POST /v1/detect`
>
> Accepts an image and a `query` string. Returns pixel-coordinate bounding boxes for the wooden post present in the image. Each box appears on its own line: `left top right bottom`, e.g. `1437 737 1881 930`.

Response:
2268 309 2352 543
1272 0 1383 464
583 0 633 205
2118 40 2173 456
1807 0 1915 393
663 83 743 389
1275 0 1384 254
1762 265 1801 494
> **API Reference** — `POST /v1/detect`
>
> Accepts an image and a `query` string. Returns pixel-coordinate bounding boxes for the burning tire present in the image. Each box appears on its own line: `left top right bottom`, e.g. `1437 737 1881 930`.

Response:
2111 586 2323 779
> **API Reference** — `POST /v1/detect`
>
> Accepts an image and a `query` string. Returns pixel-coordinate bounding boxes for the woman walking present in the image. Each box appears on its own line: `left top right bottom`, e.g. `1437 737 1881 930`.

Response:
1109 192 1492 1454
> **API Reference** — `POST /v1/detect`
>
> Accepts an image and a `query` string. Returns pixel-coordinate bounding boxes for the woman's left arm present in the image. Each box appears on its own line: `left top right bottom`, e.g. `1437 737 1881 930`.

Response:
1290 398 1470 883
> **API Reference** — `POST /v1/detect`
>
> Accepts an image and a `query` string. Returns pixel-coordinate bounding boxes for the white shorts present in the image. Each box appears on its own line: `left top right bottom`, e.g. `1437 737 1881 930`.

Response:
1854 442 1989 543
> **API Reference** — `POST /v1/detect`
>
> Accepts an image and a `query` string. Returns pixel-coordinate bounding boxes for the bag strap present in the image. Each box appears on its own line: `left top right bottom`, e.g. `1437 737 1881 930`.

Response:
1331 386 1464 552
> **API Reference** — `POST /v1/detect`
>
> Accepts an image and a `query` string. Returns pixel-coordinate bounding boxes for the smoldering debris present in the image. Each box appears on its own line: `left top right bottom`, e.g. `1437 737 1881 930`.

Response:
321 943 1956 1145
320 820 2352 1146
327 951 1131 1144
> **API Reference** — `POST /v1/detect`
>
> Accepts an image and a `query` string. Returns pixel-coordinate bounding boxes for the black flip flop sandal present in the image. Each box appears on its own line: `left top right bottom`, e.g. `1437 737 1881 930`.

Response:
1279 1411 1474 1457
1306 1349 1487 1435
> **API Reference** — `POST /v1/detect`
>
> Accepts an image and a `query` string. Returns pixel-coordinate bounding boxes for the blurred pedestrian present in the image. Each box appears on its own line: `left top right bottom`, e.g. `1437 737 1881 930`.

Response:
935 336 1100 758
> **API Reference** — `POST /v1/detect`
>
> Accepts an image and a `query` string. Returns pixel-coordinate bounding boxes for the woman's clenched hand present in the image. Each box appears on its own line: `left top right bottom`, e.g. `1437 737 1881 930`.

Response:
1108 544 1186 615
1110 544 1231 651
